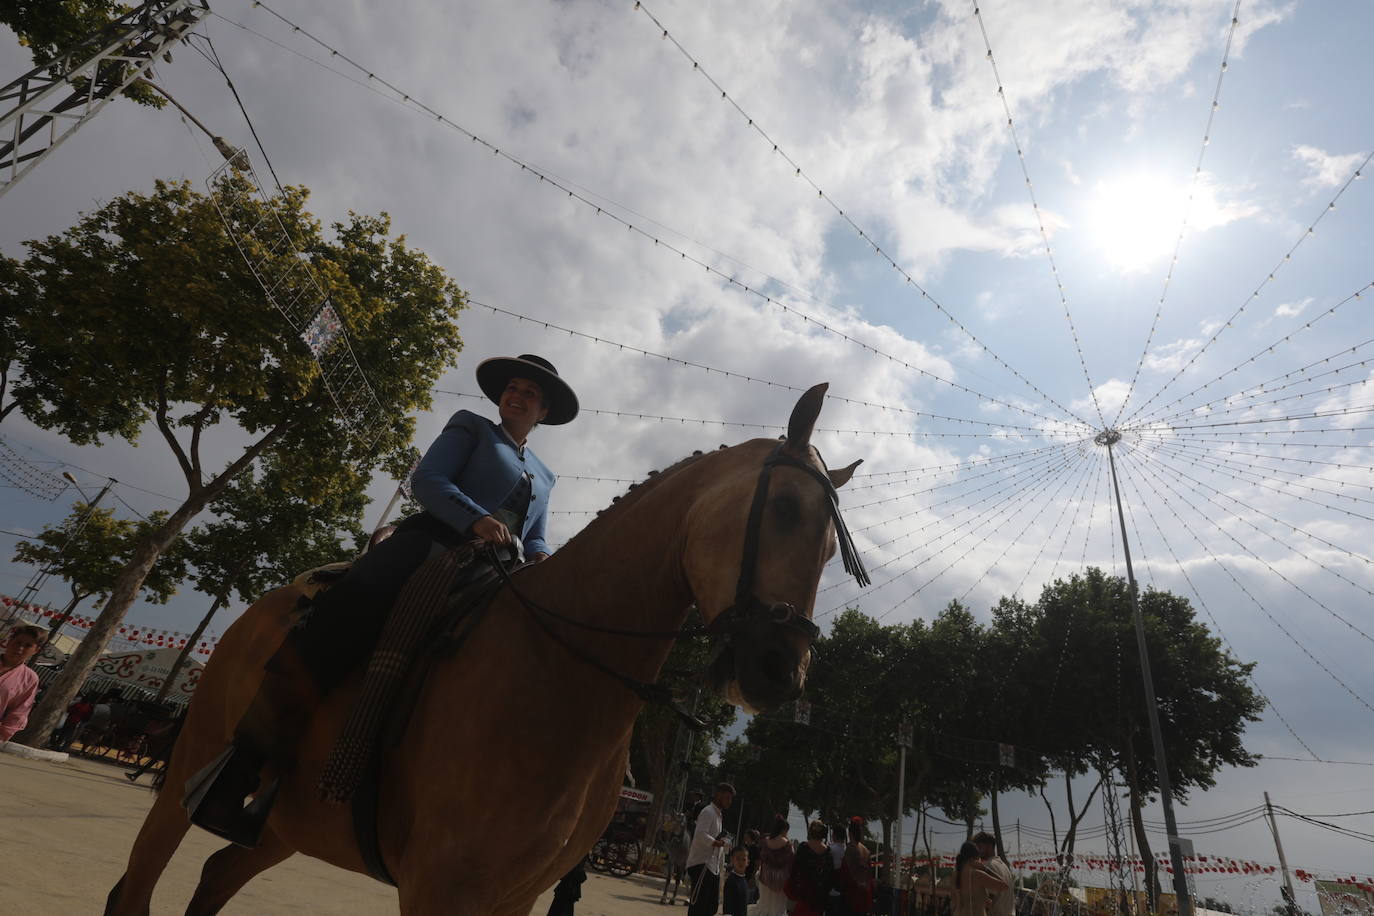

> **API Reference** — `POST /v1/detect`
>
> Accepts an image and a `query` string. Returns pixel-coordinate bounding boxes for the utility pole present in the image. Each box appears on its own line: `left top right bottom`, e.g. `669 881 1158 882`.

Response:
1096 429 1192 916
1265 792 1299 916
892 721 912 916
0 0 210 200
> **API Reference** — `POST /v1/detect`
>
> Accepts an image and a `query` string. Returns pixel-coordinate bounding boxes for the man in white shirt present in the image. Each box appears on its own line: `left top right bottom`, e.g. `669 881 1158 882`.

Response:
685 782 736 916
975 831 1016 916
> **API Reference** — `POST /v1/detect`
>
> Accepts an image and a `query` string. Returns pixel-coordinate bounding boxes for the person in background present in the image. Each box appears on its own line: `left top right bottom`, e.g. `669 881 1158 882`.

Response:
827 823 848 914
0 625 43 743
723 847 752 916
685 782 735 916
546 857 587 916
952 841 1008 916
840 817 873 915
756 814 795 916
742 827 762 903
974 831 1014 916
53 693 95 751
788 820 834 916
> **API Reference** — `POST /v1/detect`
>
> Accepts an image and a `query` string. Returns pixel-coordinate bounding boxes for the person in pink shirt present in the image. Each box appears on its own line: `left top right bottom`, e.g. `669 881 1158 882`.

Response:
0 625 44 743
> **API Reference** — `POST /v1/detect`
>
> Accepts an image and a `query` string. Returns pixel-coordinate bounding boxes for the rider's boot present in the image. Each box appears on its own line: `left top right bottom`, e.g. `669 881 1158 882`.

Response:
183 634 320 848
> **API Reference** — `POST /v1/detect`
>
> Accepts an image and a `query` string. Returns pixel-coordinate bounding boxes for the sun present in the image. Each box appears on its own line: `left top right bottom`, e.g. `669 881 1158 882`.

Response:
1082 173 1215 274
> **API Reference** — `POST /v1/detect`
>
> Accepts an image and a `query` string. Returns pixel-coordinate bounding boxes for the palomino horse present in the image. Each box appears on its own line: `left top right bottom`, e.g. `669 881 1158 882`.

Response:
105 384 863 915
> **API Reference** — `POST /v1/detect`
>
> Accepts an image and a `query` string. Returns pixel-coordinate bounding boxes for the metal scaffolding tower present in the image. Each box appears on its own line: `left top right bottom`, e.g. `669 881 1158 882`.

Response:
0 0 210 200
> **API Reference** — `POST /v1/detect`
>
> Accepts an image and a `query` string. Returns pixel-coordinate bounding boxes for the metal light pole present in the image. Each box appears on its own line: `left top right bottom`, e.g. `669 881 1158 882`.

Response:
1095 430 1192 916
1264 792 1299 916
892 721 912 916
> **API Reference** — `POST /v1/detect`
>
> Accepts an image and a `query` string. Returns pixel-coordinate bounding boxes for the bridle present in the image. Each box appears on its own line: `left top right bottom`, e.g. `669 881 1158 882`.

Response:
487 441 869 726
707 443 870 643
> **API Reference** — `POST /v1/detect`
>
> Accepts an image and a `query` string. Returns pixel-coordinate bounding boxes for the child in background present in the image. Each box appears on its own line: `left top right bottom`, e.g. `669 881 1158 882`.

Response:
723 847 752 916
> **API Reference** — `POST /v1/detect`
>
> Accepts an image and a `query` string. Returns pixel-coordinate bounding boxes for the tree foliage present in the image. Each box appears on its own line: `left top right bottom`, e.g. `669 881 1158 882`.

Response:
11 501 189 606
5 175 465 744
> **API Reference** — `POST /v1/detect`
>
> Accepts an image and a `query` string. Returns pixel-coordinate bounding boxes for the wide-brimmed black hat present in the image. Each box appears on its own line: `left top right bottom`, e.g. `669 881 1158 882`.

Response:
475 354 579 425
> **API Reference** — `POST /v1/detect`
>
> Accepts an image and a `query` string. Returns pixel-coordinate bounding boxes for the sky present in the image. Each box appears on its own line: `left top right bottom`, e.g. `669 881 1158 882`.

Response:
1 0 1372 906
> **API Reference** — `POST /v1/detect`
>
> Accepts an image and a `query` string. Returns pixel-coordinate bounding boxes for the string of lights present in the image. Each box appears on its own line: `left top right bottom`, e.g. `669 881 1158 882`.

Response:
225 5 1093 432
1133 424 1374 440
1114 449 1322 760
1151 436 1374 496
851 442 1066 479
827 449 1089 620
1128 442 1374 641
817 446 1085 602
867 452 1091 623
841 445 1095 512
0 437 69 501
1142 439 1374 475
956 449 1101 602
629 0 1094 429
1115 443 1374 718
466 300 1086 430
847 445 1082 540
1124 262 1374 427
1137 437 1374 522
1143 342 1374 426
1140 402 1374 433
1009 450 1104 597
1145 371 1374 429
433 389 1086 441
1112 1 1245 425
845 444 1070 493
971 0 1108 427
1150 432 1374 449
1148 435 1374 504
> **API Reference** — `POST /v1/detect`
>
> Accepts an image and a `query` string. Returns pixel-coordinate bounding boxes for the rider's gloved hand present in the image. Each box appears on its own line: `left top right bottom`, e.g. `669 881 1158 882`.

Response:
472 515 512 546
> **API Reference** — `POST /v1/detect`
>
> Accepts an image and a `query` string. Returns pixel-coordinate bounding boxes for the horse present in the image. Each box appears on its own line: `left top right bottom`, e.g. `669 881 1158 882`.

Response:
104 383 864 916
655 812 691 905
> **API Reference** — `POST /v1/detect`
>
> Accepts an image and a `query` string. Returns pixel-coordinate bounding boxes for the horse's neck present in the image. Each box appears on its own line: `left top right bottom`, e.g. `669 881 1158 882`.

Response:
517 464 706 685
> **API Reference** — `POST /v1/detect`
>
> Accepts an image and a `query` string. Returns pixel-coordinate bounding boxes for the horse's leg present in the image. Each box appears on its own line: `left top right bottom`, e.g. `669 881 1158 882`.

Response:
398 871 502 916
183 830 295 916
103 783 194 916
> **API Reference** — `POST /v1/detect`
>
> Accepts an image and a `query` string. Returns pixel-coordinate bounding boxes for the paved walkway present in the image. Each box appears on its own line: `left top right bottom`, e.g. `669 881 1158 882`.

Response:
0 750 681 914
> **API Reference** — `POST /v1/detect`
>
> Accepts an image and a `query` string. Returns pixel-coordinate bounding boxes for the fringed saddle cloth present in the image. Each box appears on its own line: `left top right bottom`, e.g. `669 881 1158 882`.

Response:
315 542 509 805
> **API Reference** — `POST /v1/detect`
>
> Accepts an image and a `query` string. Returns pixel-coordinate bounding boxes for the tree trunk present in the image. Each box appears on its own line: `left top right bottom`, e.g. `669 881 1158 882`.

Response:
154 591 226 704
37 592 86 655
991 773 1005 858
15 491 213 747
14 417 294 747
1124 744 1160 912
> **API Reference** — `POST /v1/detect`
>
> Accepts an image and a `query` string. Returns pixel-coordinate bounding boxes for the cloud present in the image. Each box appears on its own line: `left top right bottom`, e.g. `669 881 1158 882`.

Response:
1292 145 1365 189
1274 297 1312 319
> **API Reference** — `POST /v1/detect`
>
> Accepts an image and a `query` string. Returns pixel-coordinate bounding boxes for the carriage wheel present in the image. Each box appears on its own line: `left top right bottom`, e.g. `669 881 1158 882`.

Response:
586 838 613 873
607 839 640 877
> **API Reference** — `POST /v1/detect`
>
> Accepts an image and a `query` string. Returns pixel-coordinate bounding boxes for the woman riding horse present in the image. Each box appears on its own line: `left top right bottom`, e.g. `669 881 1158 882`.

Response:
186 354 579 847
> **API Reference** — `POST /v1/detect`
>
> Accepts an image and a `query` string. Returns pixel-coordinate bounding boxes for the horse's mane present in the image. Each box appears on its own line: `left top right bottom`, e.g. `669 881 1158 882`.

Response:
558 442 744 550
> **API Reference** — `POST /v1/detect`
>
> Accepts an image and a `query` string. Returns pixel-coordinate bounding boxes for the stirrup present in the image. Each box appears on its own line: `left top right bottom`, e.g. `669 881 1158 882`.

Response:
183 746 279 848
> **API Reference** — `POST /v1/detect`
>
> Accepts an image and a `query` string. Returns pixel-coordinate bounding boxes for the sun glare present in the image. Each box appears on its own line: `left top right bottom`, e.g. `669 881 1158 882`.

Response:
1083 174 1211 274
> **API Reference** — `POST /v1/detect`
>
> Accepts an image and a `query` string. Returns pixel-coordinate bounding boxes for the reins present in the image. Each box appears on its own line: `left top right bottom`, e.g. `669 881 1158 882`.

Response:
485 443 869 729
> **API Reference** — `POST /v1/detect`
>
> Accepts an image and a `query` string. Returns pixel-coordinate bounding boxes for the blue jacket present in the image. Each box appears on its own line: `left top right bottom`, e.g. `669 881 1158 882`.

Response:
410 409 556 556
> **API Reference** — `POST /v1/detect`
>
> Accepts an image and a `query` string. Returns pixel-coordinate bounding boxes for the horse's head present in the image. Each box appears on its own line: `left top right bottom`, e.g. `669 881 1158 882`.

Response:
684 383 865 712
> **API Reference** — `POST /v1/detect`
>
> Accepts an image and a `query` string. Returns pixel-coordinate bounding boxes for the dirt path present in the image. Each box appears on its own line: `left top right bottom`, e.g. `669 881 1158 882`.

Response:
0 751 681 914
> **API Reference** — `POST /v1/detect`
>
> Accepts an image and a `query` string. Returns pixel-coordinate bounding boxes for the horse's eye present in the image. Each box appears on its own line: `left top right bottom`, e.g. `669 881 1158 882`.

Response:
770 495 801 527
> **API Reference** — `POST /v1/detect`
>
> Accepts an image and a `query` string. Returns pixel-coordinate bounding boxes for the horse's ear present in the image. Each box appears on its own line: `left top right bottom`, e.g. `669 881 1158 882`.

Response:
785 383 828 452
828 459 862 489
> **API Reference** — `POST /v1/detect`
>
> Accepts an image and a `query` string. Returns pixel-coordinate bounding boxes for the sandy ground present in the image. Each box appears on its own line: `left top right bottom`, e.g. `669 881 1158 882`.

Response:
0 751 685 915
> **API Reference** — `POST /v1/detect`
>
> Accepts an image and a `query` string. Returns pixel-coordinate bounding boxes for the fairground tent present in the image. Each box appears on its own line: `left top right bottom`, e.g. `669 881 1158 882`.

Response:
89 647 205 703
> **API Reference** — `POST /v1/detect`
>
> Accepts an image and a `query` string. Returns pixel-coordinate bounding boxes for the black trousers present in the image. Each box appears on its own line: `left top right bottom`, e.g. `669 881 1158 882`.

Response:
293 520 444 691
687 864 720 916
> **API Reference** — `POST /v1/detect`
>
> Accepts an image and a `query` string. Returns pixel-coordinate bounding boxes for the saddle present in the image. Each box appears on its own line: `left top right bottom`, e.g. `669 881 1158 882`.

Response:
307 539 523 885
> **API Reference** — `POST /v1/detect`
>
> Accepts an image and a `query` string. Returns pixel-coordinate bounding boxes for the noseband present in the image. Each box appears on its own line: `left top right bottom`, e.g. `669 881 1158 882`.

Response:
708 443 870 643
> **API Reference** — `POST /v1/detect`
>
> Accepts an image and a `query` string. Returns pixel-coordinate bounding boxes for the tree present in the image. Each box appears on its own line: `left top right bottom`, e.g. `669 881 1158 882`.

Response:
157 454 369 702
11 501 189 648
0 0 163 108
1030 570 1263 907
5 175 465 745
